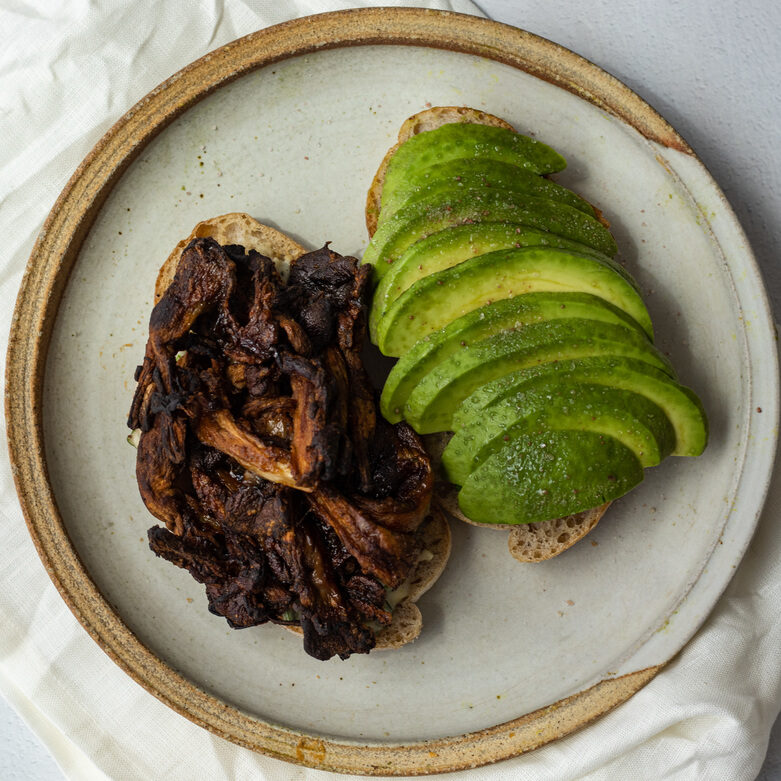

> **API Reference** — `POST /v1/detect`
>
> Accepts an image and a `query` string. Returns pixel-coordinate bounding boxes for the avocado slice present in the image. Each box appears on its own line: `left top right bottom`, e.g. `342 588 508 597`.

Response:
452 356 708 458
362 189 618 281
381 124 567 216
369 223 616 338
379 292 647 423
442 381 676 485
375 247 652 355
403 319 674 434
379 158 595 226
457 430 644 525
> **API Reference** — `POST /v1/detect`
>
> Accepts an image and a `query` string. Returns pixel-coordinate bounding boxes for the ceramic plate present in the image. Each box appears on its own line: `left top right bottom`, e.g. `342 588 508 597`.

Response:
7 9 778 775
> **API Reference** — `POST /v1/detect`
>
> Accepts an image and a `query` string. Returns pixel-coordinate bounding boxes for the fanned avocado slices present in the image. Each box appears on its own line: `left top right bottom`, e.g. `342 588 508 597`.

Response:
364 112 708 534
442 380 676 486
369 223 616 338
379 158 595 226
375 246 653 355
379 292 647 423
362 188 618 281
457 430 644 525
452 356 708 458
381 124 567 217
403 319 674 435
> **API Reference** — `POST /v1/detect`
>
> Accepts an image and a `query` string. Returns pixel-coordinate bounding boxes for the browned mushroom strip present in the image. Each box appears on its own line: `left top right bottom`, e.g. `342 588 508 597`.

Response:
135 415 188 535
129 239 237 430
352 422 434 533
194 409 305 491
279 352 348 486
306 485 418 589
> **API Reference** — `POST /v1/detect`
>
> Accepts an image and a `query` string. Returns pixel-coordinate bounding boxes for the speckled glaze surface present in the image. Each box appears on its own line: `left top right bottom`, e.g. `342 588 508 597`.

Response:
6 8 778 775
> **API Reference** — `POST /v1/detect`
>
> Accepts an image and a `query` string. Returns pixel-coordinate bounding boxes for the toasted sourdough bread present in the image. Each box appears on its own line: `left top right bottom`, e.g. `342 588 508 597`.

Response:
366 109 615 561
156 212 451 650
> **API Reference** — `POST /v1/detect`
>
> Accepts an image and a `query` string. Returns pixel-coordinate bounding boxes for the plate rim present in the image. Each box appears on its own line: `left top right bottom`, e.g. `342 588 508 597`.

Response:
4 7 776 775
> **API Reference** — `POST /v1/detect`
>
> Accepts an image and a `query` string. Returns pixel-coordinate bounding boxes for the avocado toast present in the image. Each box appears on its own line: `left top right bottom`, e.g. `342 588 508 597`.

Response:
363 107 708 561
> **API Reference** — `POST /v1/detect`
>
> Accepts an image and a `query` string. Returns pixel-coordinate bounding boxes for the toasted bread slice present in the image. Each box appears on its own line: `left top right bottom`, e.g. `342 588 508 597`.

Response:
425 432 609 561
365 107 515 237
507 505 608 562
286 502 452 650
158 214 451 651
154 212 307 303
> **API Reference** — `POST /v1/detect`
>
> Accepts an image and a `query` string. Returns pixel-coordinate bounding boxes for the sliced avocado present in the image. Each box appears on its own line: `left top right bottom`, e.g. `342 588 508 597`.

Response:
362 189 618 281
379 292 647 423
369 223 617 338
403 319 674 434
381 124 567 215
375 247 652 355
457 430 644 525
442 381 676 485
379 158 595 226
452 356 708 457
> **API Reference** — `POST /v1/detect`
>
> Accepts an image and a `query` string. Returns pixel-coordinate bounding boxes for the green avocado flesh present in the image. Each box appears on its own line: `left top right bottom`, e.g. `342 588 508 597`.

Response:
379 158 595 226
379 292 646 423
369 224 615 339
442 380 676 486
457 430 644 525
375 247 653 355
381 124 567 216
362 189 618 280
452 356 708 458
366 120 708 528
403 319 674 434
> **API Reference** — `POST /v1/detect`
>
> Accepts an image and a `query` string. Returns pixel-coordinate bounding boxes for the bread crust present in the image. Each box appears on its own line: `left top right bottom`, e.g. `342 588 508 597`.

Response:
507 505 608 562
154 212 307 303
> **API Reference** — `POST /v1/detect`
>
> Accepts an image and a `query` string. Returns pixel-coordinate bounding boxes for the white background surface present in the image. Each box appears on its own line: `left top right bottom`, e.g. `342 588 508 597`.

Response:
2 0 780 779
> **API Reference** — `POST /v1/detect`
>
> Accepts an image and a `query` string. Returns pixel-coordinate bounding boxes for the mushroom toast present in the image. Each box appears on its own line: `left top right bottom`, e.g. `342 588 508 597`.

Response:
128 213 450 660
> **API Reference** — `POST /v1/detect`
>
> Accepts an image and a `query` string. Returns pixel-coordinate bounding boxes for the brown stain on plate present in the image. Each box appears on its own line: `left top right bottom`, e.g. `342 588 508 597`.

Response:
295 737 327 764
6 8 683 775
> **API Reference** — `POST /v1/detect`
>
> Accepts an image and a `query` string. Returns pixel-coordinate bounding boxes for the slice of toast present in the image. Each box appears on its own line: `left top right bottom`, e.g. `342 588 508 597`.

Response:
157 214 451 650
365 107 515 237
154 212 307 303
425 432 610 562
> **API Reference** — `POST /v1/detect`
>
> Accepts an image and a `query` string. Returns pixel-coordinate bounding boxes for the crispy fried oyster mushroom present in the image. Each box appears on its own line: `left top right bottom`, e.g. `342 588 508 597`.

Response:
128 238 433 660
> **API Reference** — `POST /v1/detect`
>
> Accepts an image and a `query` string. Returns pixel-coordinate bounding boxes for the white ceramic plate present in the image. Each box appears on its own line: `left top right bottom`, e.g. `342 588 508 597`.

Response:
10 10 777 775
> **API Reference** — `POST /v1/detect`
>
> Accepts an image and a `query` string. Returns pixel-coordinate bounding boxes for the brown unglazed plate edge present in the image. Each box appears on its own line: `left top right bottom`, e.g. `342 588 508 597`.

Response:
6 8 683 775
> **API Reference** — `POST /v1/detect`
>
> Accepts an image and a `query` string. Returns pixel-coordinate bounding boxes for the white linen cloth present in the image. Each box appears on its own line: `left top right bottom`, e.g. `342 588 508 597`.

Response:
1 2 779 779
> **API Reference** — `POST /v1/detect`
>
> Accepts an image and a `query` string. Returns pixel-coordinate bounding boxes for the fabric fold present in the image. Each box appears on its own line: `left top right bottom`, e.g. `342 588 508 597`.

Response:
1 2 778 780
